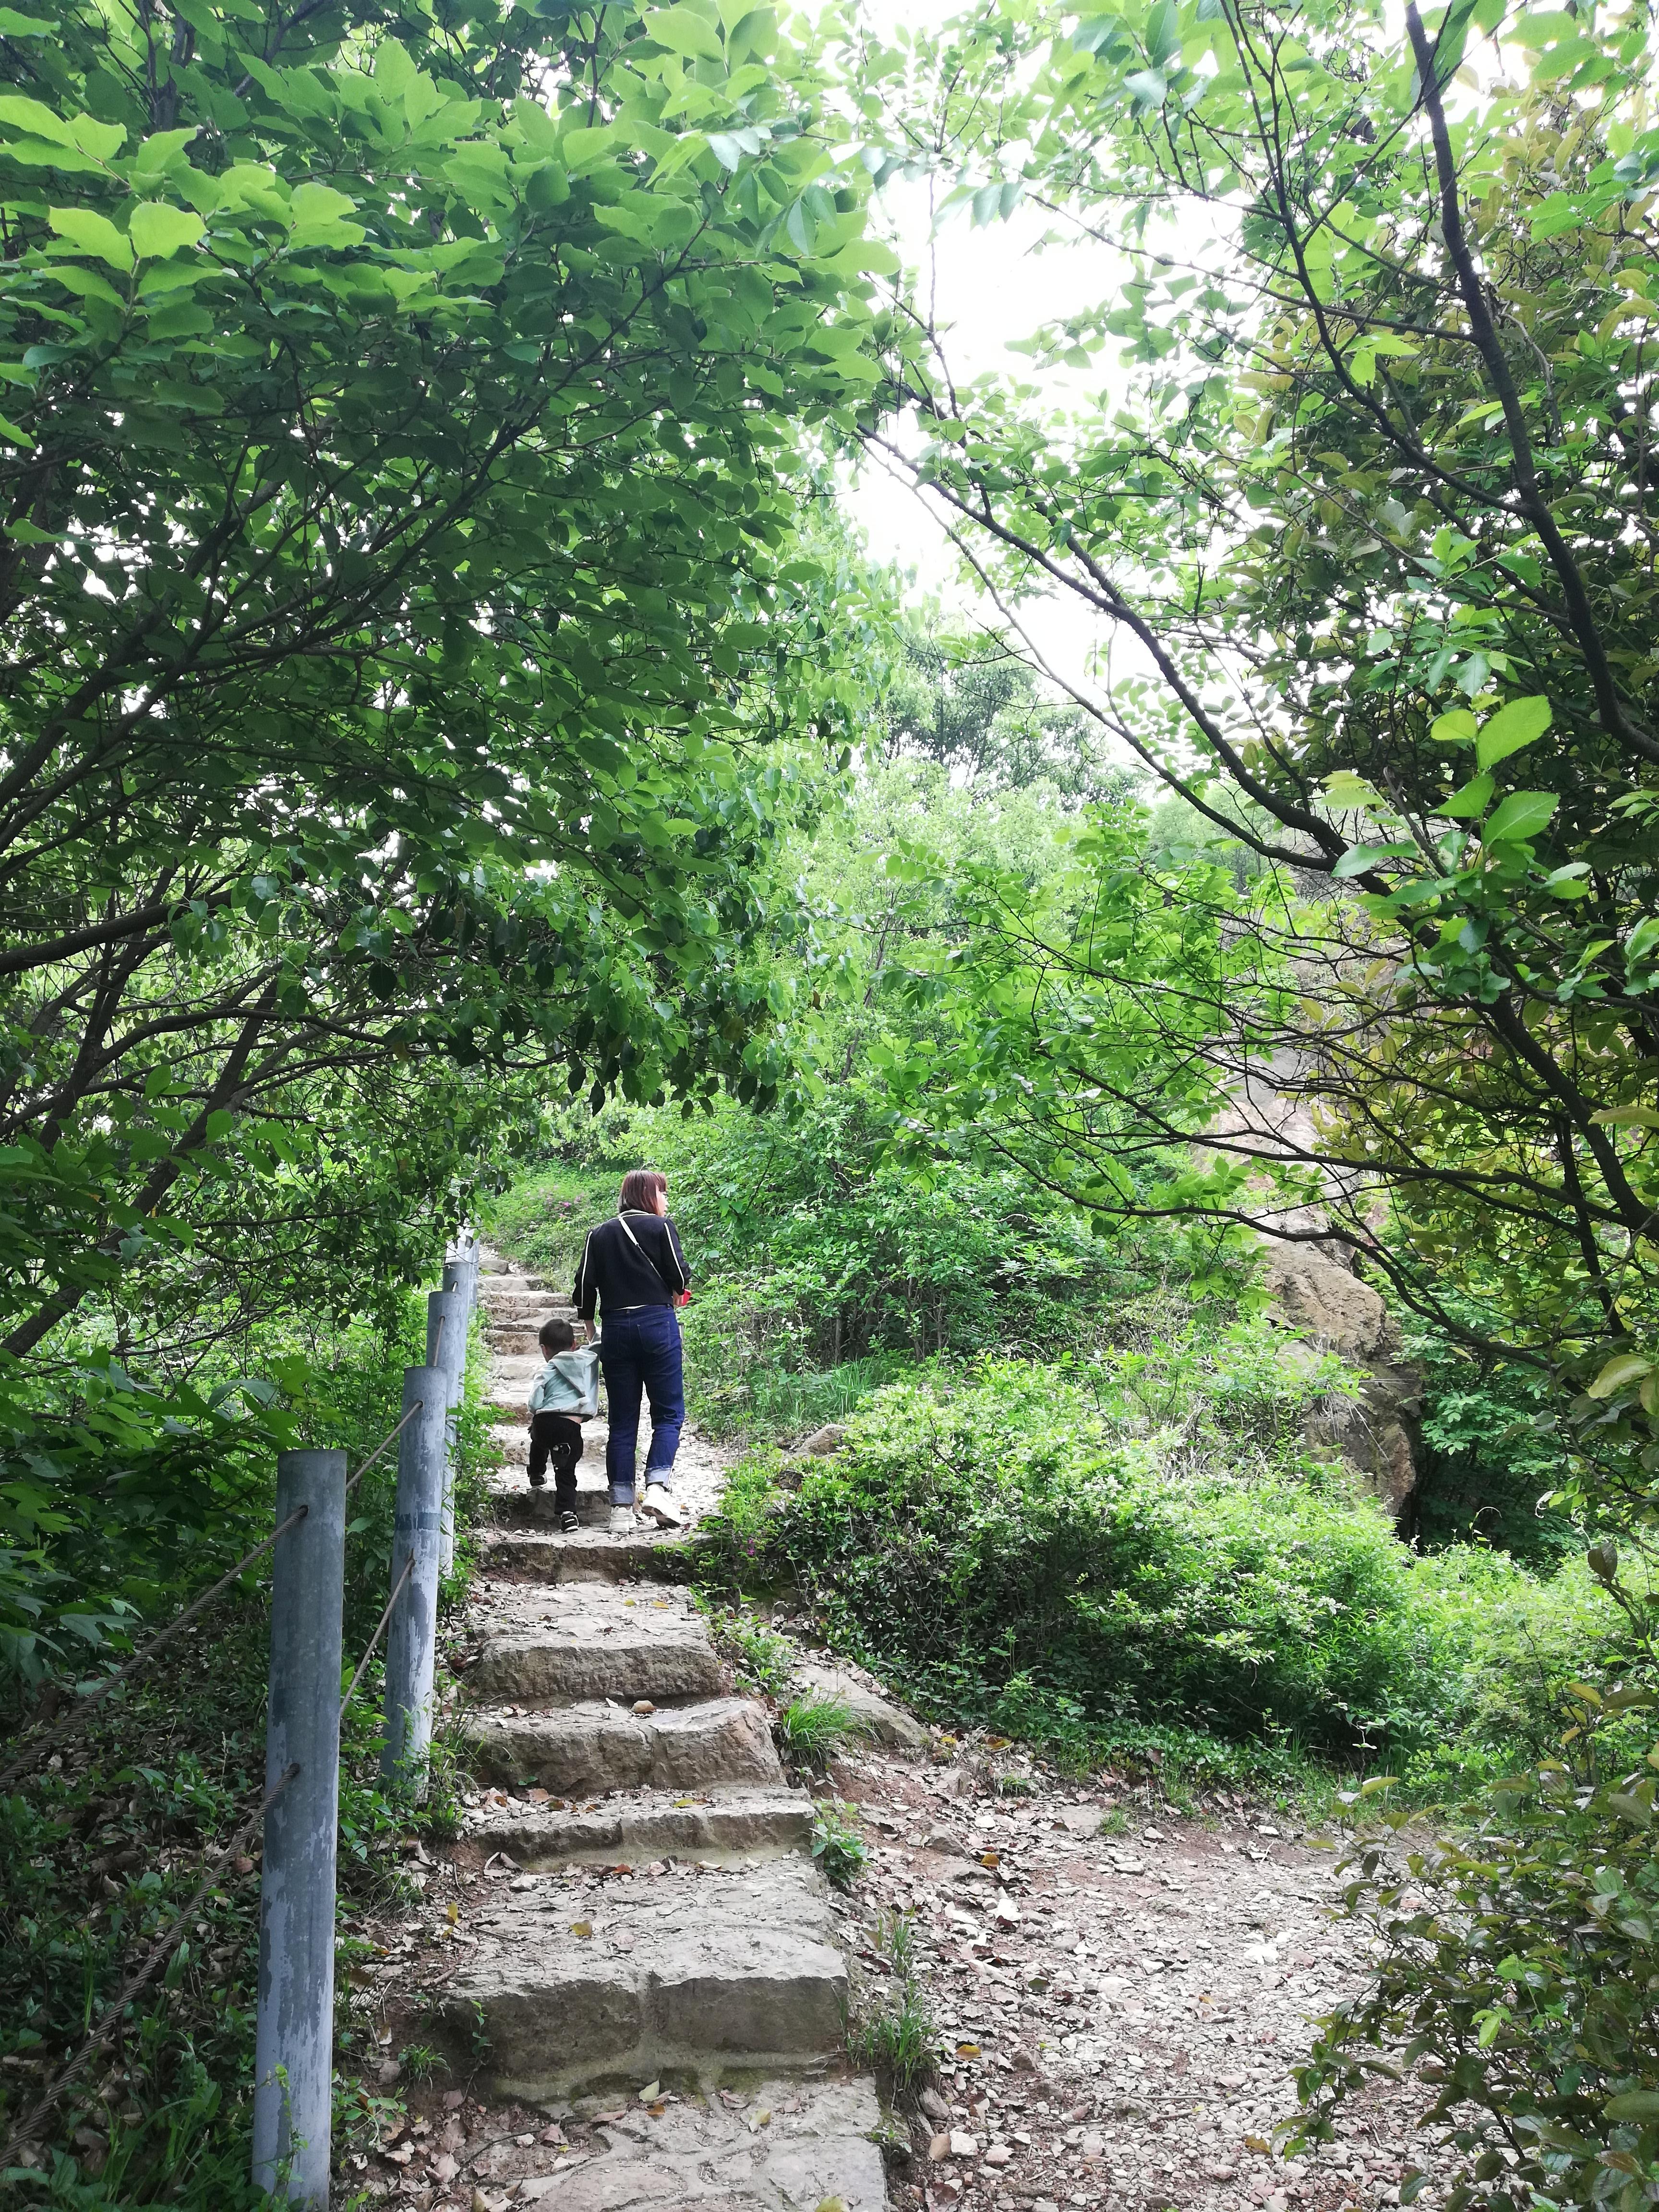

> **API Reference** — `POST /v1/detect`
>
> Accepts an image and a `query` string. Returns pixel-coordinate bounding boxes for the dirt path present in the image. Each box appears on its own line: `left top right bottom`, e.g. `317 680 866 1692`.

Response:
349 1260 1449 2212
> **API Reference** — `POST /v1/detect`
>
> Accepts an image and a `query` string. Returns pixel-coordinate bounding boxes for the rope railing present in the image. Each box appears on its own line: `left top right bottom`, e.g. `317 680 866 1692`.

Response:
0 1508 308 1796
344 1395 423 1501
0 1395 430 1795
341 1550 414 1715
0 1240 480 2196
0 1761 299 2173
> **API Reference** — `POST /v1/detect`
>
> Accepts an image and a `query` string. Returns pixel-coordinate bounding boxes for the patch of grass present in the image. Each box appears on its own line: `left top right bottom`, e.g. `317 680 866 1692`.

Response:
848 1913 938 2106
811 1799 869 1891
775 1693 865 1773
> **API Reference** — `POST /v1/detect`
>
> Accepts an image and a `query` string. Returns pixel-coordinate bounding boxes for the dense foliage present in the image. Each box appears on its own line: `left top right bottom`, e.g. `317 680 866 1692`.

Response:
706 1360 1626 1796
855 0 1659 1476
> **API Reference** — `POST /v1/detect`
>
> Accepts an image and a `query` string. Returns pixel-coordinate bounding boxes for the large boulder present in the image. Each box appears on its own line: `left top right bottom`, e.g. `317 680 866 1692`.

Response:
1259 1244 1422 1519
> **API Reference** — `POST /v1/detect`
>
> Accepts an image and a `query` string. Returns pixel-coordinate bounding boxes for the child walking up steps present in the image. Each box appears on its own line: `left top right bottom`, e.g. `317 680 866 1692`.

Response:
524 1317 600 1535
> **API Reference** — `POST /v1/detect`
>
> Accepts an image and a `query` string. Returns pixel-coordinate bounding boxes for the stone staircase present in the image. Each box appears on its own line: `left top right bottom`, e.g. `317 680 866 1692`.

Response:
441 1258 888 2209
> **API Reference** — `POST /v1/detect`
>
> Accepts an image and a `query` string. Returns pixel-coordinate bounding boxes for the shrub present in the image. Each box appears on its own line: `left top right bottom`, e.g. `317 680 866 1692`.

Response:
1295 1713 1659 2210
718 1367 1624 1772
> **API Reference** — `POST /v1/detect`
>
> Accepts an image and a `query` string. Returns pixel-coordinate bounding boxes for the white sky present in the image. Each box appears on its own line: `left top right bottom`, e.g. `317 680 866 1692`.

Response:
840 171 1132 697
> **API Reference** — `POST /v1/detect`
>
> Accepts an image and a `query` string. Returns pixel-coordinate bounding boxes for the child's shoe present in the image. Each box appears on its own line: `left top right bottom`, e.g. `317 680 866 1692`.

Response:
607 1504 635 1535
639 1485 683 1529
559 1509 580 1534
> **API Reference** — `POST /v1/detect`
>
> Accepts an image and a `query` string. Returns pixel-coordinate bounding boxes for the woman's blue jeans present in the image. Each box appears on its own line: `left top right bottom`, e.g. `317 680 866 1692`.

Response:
599 1306 684 1504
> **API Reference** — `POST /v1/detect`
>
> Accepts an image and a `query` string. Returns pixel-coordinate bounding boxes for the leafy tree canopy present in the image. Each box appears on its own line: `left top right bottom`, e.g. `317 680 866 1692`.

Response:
855 0 1659 1499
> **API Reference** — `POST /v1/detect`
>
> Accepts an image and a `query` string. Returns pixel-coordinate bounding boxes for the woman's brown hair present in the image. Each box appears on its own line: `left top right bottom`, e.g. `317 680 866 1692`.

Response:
618 1168 667 1214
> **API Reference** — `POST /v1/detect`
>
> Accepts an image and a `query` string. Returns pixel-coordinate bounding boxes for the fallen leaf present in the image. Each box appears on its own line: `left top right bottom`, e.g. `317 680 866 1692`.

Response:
569 1922 593 1938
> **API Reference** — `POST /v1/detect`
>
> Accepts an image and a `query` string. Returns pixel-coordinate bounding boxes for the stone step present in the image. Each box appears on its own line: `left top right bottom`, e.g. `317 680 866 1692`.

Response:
445 1855 847 2099
464 1599 725 1705
467 1782 814 1868
494 1484 655 1531
471 1696 783 1796
488 1327 568 1357
481 1528 705 1584
508 2077 886 2212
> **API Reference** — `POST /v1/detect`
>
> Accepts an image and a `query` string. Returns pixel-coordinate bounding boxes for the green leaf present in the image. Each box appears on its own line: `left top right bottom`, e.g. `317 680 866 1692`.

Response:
0 93 78 146
129 202 204 259
1437 772 1493 819
287 180 363 248
1430 708 1477 744
1586 1353 1652 1401
1605 2092 1659 2121
1482 791 1558 846
1591 1106 1659 1128
1123 67 1167 106
47 205 134 269
1476 695 1552 770
645 5 726 61
1331 842 1417 878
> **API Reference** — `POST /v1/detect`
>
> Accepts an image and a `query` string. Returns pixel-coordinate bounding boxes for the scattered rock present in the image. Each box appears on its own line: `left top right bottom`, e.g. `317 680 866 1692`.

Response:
800 1424 848 1456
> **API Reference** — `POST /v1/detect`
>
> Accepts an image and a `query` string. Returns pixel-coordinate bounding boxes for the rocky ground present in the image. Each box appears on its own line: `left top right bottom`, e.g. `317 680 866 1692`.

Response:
342 1258 1456 2212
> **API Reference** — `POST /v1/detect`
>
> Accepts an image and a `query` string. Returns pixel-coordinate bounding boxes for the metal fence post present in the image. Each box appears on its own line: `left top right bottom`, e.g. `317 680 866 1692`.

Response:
252 1449 346 2208
429 1283 469 1575
380 1367 448 1785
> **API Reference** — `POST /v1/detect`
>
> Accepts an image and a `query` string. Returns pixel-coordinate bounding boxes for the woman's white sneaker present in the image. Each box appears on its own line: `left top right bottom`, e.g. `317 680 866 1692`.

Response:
639 1485 683 1528
607 1504 635 1535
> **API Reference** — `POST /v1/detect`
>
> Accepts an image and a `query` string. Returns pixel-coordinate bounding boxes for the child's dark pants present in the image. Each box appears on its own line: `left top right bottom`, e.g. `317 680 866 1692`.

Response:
528 1412 583 1503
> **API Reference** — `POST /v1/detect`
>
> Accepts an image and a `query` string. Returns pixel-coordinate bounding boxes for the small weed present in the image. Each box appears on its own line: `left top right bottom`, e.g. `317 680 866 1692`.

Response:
776 1694 865 1772
708 1605 796 1696
811 1799 869 1891
398 2044 446 2085
1099 1807 1131 1836
848 1912 938 2105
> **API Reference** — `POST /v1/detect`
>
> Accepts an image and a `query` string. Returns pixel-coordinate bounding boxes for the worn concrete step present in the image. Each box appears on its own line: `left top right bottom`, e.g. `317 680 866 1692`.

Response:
467 1782 814 1868
471 1696 782 1796
488 1325 572 1357
465 1599 725 1705
493 1484 654 1532
447 1857 846 2098
481 1528 705 1584
506 2076 886 2212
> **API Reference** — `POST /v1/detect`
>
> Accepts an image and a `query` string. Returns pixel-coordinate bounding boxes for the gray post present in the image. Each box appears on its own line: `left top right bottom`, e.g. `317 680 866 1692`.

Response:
381 1366 448 1783
429 1284 469 1575
252 1450 346 2208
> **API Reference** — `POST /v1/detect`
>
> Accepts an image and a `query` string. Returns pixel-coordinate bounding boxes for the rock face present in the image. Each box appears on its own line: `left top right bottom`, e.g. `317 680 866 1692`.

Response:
1259 1244 1421 1518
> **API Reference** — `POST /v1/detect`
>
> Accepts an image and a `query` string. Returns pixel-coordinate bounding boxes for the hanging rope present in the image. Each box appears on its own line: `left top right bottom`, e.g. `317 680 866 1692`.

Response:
340 1551 415 1715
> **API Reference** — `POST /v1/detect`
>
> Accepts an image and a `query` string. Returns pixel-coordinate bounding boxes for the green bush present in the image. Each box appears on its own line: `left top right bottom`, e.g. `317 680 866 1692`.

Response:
1296 1712 1659 2211
712 1365 1623 1774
